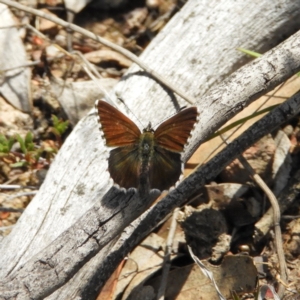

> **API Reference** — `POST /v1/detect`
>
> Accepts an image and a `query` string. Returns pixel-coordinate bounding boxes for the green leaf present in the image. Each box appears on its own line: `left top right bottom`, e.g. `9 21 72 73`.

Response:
0 134 7 144
231 291 241 300
237 47 262 58
25 131 33 144
11 161 28 168
7 136 15 152
57 121 69 135
16 134 27 154
43 146 56 153
0 137 7 153
52 114 59 126
0 134 13 153
51 115 69 136
25 132 34 151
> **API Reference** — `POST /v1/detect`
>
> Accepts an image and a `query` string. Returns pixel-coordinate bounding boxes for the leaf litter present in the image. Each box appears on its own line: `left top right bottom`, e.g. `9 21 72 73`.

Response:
1 1 300 299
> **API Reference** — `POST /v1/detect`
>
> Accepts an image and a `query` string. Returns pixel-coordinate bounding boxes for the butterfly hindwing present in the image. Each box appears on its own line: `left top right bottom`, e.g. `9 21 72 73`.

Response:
108 145 140 189
96 100 141 147
154 107 198 152
149 145 182 190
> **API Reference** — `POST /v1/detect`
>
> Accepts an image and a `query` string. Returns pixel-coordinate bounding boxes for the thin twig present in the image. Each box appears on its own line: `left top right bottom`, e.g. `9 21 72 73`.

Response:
5 191 37 202
0 60 40 72
157 208 179 300
0 0 196 105
25 23 71 57
0 207 24 213
72 51 113 102
0 225 14 232
220 135 287 298
239 155 286 297
281 215 300 220
188 245 226 300
255 169 300 239
0 184 36 190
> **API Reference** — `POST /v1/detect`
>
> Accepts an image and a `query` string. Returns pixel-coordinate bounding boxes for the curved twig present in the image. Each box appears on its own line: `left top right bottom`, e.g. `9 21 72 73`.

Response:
0 0 196 105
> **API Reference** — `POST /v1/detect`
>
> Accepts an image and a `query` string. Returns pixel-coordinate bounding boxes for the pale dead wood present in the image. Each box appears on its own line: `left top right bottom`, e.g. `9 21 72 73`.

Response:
0 0 300 299
0 3 31 112
0 84 300 299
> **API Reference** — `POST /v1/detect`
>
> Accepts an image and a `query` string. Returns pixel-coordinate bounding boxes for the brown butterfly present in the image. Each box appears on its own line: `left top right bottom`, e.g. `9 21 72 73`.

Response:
96 100 198 192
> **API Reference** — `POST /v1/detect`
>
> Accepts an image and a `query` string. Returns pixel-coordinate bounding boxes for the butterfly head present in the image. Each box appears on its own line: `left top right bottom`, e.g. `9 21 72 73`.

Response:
143 122 154 133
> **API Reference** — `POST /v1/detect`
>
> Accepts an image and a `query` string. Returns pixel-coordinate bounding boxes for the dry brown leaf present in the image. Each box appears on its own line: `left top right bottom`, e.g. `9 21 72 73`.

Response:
37 8 59 32
284 218 300 260
0 97 32 137
205 183 249 206
115 233 165 300
156 214 186 254
147 255 256 299
97 259 126 300
84 49 132 68
220 134 276 184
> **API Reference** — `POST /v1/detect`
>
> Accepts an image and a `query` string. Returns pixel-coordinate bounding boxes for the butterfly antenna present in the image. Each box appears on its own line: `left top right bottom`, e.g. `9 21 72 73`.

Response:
117 97 144 128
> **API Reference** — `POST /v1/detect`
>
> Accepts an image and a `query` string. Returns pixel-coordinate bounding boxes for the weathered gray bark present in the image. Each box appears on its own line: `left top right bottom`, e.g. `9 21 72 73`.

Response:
1 0 300 299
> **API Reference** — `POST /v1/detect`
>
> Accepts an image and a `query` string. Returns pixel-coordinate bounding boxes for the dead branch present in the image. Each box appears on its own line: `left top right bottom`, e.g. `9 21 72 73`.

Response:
0 0 300 299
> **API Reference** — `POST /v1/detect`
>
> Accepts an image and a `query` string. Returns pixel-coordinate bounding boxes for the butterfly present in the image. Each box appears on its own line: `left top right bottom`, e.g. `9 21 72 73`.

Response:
96 100 198 192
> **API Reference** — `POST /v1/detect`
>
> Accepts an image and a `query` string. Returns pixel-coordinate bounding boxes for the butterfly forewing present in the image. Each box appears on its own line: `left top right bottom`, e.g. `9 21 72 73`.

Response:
154 107 198 152
96 100 141 147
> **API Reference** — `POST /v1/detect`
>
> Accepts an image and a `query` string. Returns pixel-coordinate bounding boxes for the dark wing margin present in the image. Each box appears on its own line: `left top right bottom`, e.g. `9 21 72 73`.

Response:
154 107 198 152
96 100 141 147
149 146 182 191
108 145 140 189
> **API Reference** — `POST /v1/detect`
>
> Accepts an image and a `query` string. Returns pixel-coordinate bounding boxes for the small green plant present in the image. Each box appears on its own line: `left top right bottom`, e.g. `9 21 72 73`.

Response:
10 133 40 168
0 134 14 154
230 290 241 300
51 115 69 138
0 116 69 170
16 132 35 154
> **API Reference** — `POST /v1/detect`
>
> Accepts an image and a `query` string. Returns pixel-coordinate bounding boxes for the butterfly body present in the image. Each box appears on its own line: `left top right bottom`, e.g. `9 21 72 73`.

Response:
96 100 198 192
138 130 156 189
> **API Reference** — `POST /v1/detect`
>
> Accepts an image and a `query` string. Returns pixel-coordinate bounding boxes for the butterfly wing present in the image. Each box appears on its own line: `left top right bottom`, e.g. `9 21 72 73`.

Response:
96 100 141 147
149 146 182 190
108 145 140 189
154 107 198 152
